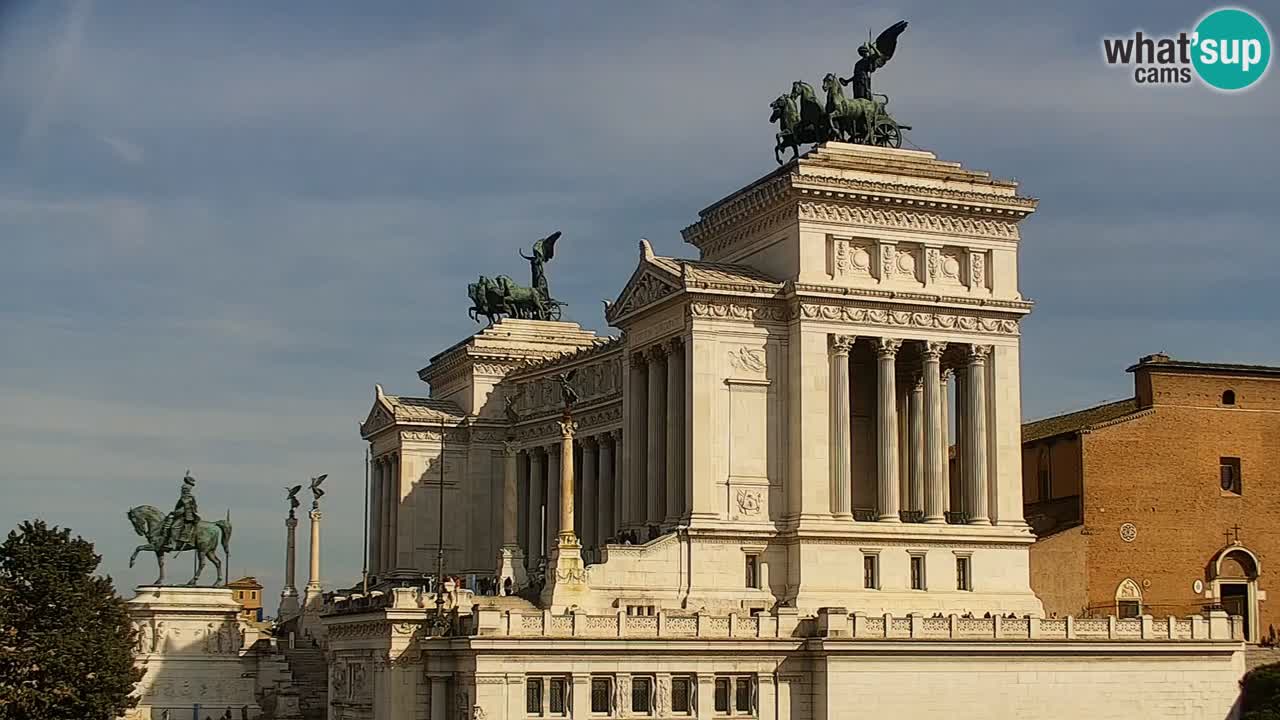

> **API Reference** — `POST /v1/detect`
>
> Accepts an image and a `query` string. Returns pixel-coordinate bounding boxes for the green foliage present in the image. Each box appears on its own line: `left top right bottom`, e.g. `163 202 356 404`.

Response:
0 520 142 720
1242 663 1280 720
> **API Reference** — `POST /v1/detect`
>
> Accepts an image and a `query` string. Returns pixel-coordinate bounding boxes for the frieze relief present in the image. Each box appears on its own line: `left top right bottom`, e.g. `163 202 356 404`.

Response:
727 346 767 375
514 356 623 415
798 201 1020 241
400 428 471 444
796 304 1019 336
690 301 787 323
830 237 872 279
614 271 678 318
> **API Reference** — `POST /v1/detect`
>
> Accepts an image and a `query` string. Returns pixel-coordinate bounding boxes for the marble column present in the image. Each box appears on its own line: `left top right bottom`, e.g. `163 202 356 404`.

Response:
379 458 393 573
557 420 577 548
368 459 382 577
497 440 525 588
966 345 992 525
646 345 668 528
582 437 599 553
546 443 561 542
940 368 953 514
829 334 856 519
875 338 902 522
922 341 948 523
664 338 685 527
517 451 529 560
528 450 545 562
387 453 400 570
908 373 925 515
599 434 616 544
954 369 968 516
628 353 648 529
303 506 322 611
612 431 624 537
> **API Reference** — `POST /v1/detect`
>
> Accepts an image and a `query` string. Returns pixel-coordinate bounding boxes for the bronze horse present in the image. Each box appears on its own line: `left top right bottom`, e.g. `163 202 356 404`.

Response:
127 505 232 586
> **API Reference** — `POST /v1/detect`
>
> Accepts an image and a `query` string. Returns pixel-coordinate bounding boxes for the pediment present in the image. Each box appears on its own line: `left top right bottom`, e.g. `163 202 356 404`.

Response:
606 242 683 324
360 392 395 438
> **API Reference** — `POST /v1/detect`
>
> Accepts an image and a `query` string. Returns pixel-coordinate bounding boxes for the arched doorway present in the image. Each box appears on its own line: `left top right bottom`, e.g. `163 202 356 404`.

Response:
1210 545 1261 643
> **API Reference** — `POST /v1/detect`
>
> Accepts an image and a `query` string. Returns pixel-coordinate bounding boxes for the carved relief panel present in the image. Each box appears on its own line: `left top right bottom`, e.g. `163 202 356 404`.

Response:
828 236 873 280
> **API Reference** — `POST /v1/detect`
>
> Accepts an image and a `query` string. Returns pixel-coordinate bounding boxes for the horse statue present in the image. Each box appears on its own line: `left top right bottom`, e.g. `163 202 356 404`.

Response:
790 81 832 144
822 72 879 143
770 94 825 165
127 505 232 586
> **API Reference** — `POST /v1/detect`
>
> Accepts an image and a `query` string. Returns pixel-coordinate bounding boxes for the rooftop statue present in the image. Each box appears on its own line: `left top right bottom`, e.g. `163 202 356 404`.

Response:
467 231 568 325
309 473 328 509
285 483 303 516
771 20 912 164
127 472 233 586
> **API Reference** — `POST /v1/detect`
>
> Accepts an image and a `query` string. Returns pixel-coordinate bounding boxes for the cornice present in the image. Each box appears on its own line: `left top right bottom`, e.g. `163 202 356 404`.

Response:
790 283 1034 313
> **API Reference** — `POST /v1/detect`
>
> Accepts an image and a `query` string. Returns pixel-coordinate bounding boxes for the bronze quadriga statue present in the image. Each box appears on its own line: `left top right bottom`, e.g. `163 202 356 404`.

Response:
468 230 568 324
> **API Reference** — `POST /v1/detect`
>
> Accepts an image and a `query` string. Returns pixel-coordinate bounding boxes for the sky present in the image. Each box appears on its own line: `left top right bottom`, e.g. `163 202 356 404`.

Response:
1 0 1277 609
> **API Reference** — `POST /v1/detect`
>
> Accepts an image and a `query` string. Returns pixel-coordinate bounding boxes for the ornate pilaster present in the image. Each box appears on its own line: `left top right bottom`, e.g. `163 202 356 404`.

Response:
875 338 902 522
829 334 856 519
966 344 992 525
922 341 948 523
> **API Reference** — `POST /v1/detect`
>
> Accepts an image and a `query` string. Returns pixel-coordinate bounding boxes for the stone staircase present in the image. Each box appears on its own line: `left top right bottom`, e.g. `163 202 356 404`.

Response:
281 644 328 720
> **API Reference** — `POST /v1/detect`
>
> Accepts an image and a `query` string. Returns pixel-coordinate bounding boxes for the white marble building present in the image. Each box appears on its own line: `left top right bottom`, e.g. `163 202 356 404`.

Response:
330 143 1245 720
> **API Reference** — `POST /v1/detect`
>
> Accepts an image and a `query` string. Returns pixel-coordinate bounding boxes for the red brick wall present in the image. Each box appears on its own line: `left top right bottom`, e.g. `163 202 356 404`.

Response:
1028 525 1088 616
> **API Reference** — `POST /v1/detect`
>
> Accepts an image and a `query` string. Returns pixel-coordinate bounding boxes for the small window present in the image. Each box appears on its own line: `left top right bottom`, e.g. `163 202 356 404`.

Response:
549 677 569 716
734 677 753 714
956 556 972 592
527 678 544 716
1118 600 1141 619
910 555 926 590
714 678 731 713
863 554 879 589
745 554 760 589
671 676 693 715
1220 457 1242 495
631 676 653 715
1222 390 1236 406
591 677 612 715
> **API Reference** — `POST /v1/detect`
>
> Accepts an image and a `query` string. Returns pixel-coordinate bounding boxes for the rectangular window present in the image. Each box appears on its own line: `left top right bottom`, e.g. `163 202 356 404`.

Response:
549 677 569 716
1118 600 1141 618
956 556 972 592
632 676 653 715
1220 457 1242 495
863 554 879 589
910 555 926 590
671 676 693 715
591 678 612 715
714 678 731 713
734 677 753 714
745 554 760 589
527 678 544 716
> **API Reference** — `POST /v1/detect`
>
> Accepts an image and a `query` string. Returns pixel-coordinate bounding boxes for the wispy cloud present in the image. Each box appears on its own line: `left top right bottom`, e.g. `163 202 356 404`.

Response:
18 0 94 154
100 133 144 164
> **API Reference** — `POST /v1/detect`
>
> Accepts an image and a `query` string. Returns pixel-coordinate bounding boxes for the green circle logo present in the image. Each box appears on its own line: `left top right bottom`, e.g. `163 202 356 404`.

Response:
1192 8 1271 90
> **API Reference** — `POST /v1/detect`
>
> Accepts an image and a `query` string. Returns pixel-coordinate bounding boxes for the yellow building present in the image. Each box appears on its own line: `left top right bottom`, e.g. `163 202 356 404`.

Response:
227 576 264 622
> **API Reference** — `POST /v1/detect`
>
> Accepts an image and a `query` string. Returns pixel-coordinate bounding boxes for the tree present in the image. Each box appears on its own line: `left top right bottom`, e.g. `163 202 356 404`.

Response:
0 520 142 720
1242 663 1280 720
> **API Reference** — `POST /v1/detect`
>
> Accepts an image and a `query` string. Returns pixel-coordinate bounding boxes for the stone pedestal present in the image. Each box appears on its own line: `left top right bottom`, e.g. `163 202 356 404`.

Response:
126 586 260 719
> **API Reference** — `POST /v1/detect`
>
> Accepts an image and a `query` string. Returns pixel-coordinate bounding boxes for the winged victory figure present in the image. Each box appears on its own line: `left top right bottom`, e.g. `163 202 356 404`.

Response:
556 369 579 411
841 20 908 100
284 484 303 515
309 474 328 508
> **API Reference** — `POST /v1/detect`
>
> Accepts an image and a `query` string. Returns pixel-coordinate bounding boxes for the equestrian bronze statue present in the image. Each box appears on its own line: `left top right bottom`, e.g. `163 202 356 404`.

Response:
127 472 233 586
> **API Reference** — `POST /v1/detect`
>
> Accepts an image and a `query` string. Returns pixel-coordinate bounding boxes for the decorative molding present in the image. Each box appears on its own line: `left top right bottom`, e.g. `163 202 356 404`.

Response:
728 347 767 372
792 173 1038 210
797 303 1020 337
798 201 1020 241
690 301 788 323
875 338 903 357
790 283 1033 312
1120 523 1138 543
829 335 857 354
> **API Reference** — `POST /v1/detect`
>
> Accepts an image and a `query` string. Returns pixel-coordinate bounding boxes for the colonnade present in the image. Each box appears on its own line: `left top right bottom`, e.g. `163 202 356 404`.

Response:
626 338 687 533
829 335 994 524
515 430 622 566
368 452 400 577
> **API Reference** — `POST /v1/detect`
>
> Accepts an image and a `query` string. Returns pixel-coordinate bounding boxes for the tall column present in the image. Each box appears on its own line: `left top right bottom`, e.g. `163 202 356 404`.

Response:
581 437 599 553
922 341 948 523
387 453 401 571
829 335 856 519
546 443 561 542
379 459 393 573
940 368 953 514
665 338 685 527
497 440 526 590
278 512 299 618
611 431 624 537
628 353 648 529
966 345 992 525
369 459 382 577
953 370 968 516
557 419 577 548
599 434 616 544
304 506 322 607
528 450 545 563
875 338 902 522
908 373 925 515
646 345 668 529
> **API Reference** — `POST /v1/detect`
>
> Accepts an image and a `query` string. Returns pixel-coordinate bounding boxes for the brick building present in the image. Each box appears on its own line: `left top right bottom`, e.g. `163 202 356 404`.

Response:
227 575 264 622
1023 353 1280 642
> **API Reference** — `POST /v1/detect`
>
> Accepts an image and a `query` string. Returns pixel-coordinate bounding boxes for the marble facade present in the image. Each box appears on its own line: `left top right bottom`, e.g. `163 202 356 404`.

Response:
335 143 1245 719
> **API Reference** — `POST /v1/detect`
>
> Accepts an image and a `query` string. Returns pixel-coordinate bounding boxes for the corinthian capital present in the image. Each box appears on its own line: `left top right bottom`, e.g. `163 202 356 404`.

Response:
557 420 578 438
874 337 903 358
921 341 948 361
966 344 993 364
829 334 857 354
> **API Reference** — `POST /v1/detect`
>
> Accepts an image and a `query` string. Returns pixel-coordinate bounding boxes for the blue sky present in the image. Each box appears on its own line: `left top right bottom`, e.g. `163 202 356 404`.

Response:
1 1 1276 606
